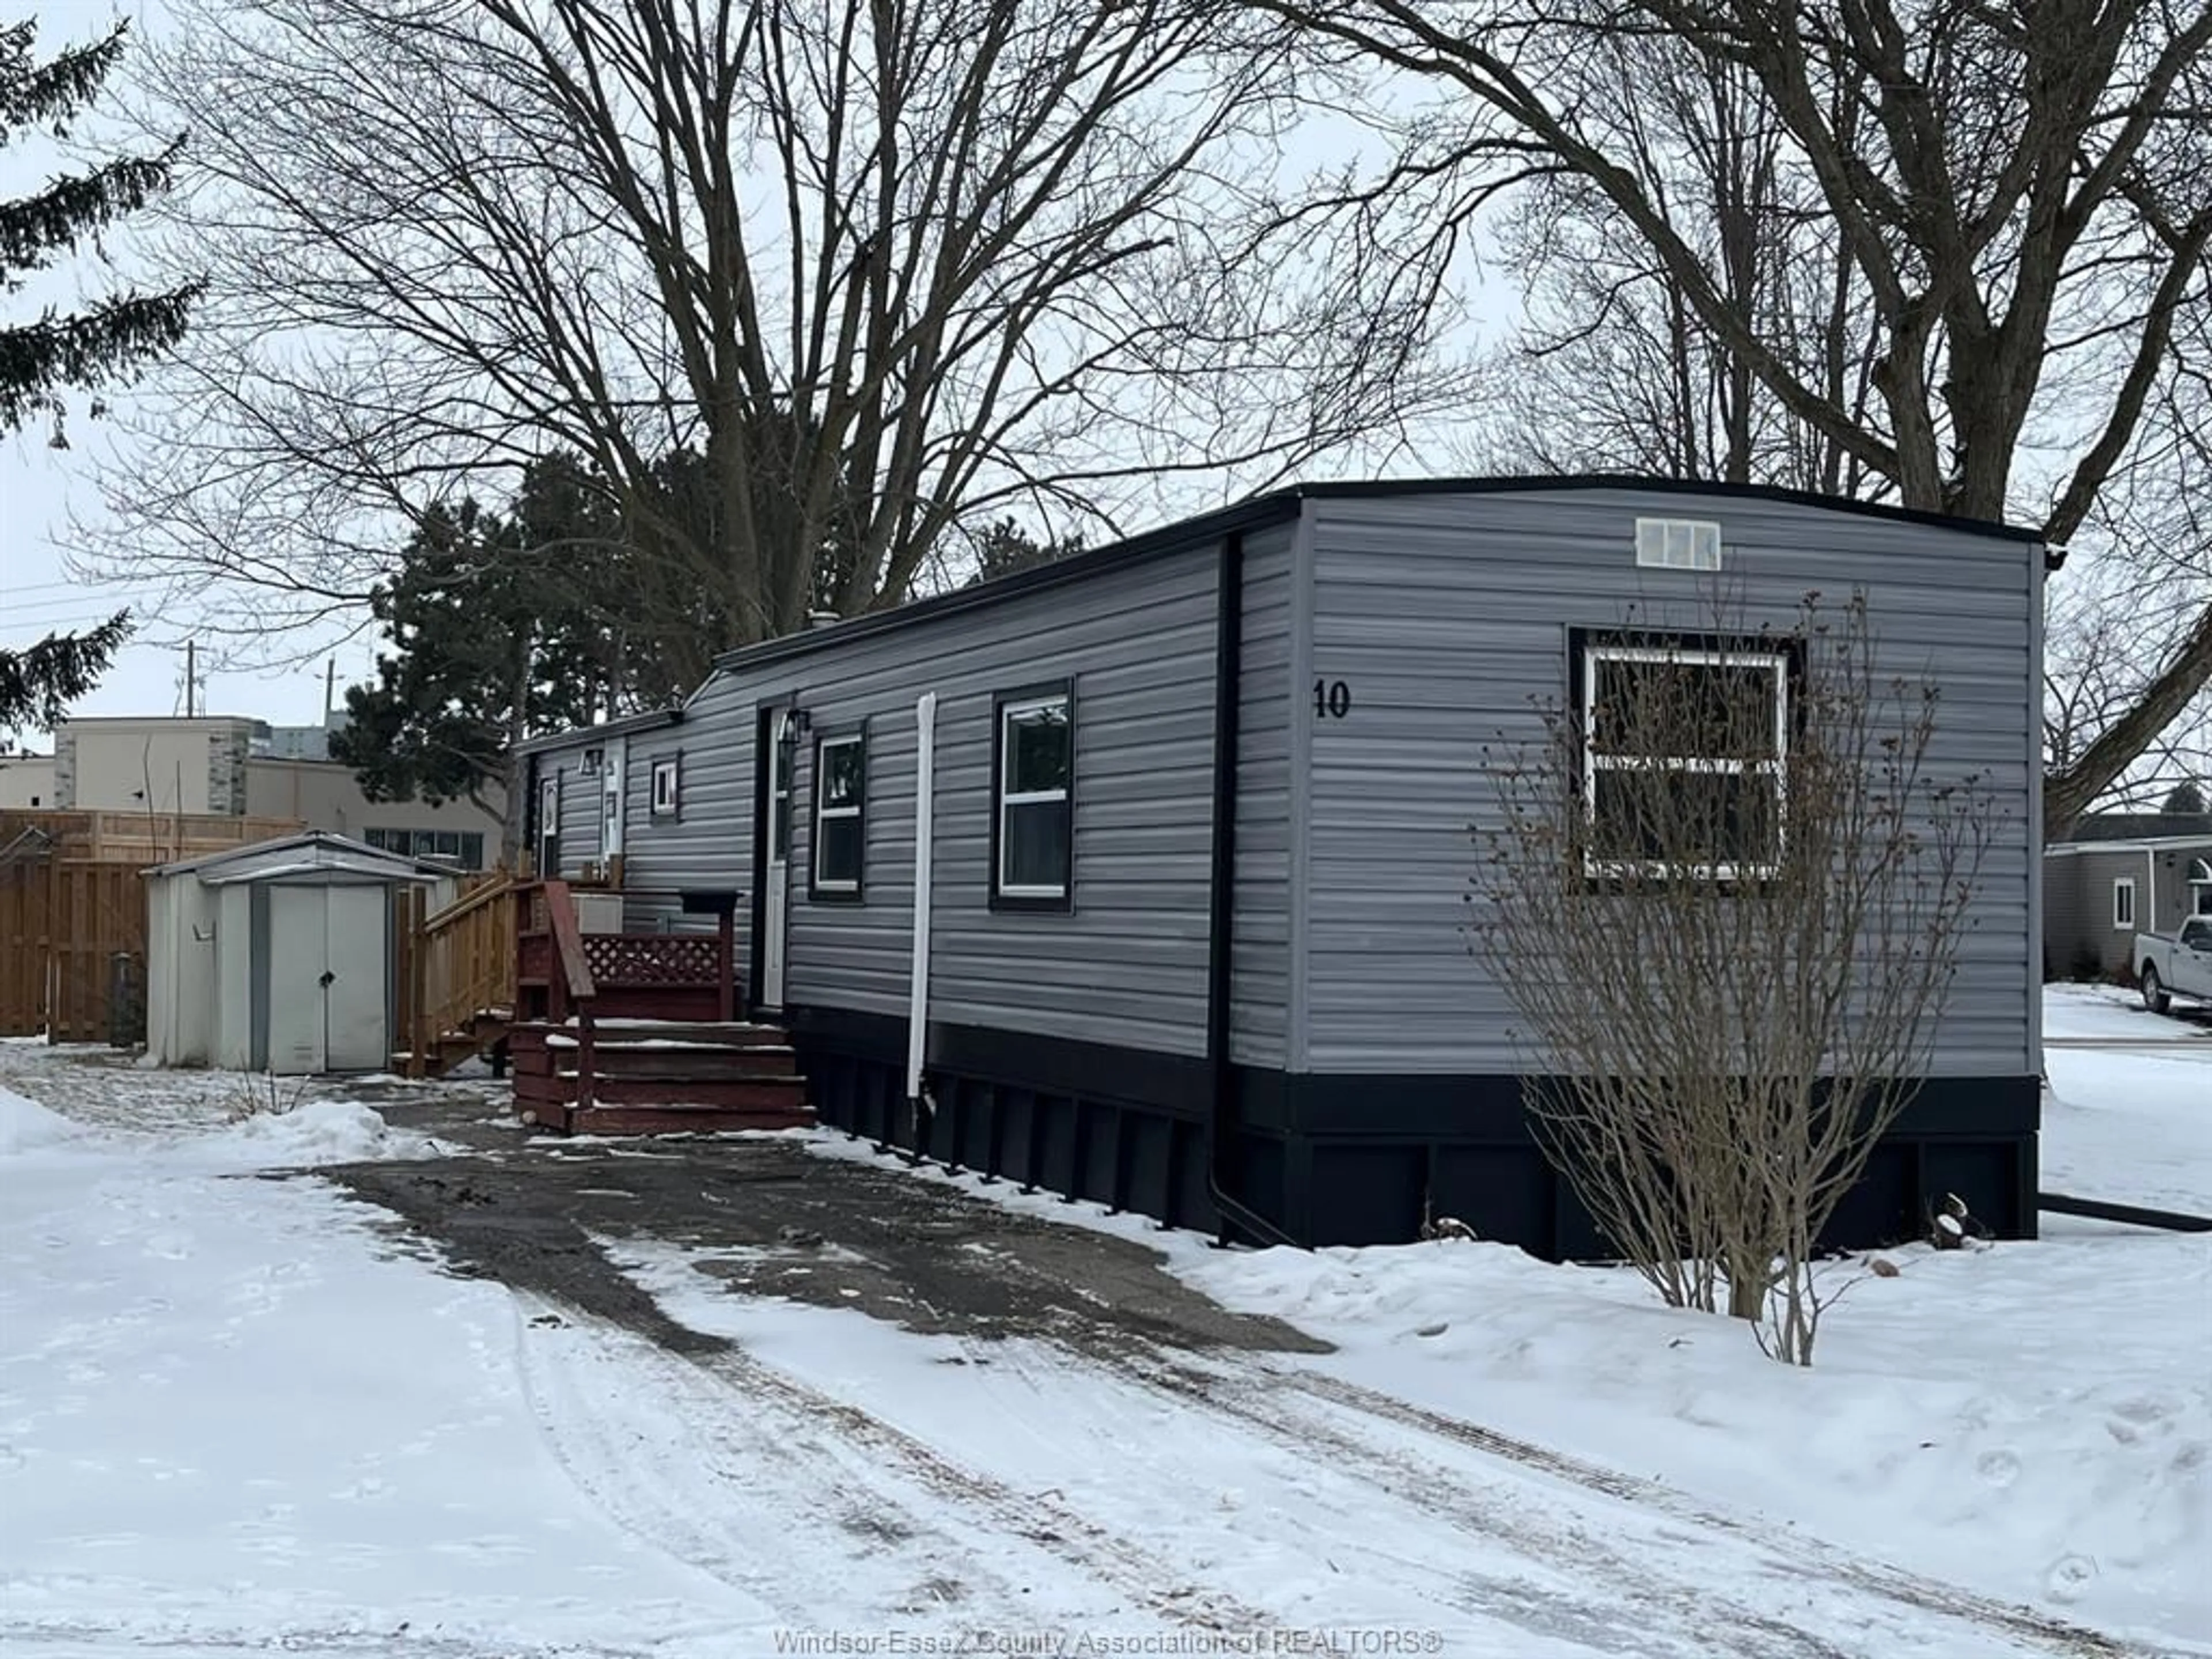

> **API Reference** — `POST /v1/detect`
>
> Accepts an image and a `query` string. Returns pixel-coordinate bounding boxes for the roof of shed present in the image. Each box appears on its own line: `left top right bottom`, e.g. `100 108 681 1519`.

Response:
710 474 2044 678
146 830 452 884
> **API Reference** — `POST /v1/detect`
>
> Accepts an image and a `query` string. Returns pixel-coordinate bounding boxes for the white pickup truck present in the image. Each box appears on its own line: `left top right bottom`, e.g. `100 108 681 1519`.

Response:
2135 916 2212 1014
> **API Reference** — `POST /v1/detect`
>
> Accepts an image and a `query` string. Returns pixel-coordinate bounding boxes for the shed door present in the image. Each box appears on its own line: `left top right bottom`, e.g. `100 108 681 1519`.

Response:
265 885 389 1073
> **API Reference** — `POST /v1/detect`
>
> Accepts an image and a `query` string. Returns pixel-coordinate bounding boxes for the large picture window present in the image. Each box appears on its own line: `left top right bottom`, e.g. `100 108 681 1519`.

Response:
1578 637 1791 882
811 731 866 897
992 684 1073 909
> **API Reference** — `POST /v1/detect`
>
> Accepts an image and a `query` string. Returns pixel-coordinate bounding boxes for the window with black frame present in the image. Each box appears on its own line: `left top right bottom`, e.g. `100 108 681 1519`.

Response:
992 685 1072 909
812 731 866 897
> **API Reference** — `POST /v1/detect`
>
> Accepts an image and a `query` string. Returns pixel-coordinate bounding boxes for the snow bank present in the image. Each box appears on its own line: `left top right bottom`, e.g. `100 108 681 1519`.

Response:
0 1085 86 1156
0 1077 437 1171
175 1099 443 1169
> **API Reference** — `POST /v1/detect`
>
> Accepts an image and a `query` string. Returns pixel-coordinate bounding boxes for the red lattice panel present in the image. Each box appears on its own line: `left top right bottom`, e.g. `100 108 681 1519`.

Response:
582 933 719 987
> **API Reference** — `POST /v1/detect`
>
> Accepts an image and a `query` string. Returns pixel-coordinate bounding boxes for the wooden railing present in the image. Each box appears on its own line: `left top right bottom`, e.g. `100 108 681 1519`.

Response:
541 880 599 1106
400 869 520 1076
403 872 739 1080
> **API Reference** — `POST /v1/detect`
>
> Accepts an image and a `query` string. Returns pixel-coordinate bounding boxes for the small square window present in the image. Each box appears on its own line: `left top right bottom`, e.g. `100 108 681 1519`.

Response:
650 755 681 818
811 732 866 898
2113 878 2136 929
993 685 1073 909
1635 517 1723 571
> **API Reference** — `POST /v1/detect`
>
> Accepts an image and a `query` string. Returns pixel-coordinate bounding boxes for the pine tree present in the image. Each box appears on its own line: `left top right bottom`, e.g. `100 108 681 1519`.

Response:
1 18 196 730
2162 780 2207 818
328 455 669 860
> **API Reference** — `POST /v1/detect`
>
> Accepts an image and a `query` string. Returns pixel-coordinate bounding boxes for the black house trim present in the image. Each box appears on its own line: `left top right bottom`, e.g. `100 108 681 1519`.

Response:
783 998 2040 1255
747 704 774 1017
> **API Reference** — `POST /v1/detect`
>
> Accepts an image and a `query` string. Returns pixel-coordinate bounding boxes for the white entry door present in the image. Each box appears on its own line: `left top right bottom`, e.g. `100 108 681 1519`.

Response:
762 710 793 1009
266 884 389 1073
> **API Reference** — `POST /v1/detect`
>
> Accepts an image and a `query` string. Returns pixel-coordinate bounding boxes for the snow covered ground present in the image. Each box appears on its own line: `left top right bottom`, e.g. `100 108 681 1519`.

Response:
2041 983 2212 1214
2 994 2207 1658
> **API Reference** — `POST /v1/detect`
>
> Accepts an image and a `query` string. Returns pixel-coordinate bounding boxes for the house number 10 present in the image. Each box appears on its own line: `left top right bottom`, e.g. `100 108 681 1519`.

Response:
1312 678 1351 719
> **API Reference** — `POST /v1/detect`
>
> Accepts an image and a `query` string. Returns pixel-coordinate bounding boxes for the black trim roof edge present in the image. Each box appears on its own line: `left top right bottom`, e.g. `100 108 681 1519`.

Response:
1290 473 2044 544
513 704 685 757
709 472 2043 679
713 494 1296 675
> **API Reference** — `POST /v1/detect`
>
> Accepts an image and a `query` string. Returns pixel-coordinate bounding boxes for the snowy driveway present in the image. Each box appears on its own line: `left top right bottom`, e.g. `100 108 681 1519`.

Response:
3 1021 2207 1659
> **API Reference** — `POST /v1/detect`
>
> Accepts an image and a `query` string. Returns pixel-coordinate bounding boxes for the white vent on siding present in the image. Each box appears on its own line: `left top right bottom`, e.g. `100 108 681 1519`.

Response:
1635 517 1722 571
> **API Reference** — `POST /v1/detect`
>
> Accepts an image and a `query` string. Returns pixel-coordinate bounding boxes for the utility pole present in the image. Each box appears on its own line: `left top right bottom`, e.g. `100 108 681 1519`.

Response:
184 639 196 718
324 658 335 721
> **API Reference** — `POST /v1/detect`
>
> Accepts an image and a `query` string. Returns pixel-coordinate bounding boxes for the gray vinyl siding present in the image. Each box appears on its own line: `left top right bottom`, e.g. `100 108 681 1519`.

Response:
525 739 600 880
1299 487 2039 1077
2041 854 2094 977
554 752 603 871
768 547 1222 1058
616 678 754 947
1230 522 1297 1066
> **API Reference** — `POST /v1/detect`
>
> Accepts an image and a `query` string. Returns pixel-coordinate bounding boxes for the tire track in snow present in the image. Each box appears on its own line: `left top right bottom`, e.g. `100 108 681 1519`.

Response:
1031 1343 1868 1659
1100 1349 2183 1659
1282 1368 2185 1659
506 1290 1283 1638
0 1615 654 1659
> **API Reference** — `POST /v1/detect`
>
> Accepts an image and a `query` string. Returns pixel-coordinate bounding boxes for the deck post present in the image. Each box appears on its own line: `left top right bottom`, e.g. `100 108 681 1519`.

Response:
717 909 735 1021
404 885 428 1078
576 1011 596 1109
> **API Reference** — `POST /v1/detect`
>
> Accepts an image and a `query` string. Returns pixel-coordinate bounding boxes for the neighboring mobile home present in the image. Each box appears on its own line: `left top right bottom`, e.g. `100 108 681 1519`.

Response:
521 478 2046 1253
2043 819 2212 981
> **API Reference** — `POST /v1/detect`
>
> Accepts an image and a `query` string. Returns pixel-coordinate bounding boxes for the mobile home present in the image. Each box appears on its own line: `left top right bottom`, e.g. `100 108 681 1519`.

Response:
522 478 2045 1252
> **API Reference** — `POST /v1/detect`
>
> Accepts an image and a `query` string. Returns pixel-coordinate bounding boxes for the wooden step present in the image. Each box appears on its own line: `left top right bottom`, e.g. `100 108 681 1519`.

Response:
556 1047 799 1081
514 1072 809 1111
523 1101 816 1137
510 1018 790 1050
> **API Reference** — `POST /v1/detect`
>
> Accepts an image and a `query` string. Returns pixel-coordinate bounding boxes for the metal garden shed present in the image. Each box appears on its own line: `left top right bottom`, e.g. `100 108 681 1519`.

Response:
144 831 453 1074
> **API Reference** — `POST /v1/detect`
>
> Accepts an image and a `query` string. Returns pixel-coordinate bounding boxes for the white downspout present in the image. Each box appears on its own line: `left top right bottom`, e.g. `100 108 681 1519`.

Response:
906 692 938 1109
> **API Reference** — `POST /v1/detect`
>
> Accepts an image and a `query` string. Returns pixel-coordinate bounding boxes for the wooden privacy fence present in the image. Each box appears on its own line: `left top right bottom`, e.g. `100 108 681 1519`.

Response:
0 809 303 866
0 858 146 1041
0 809 304 1042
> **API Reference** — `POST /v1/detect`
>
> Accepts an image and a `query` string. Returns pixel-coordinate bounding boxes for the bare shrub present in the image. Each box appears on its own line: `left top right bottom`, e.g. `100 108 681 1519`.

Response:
1468 587 1995 1364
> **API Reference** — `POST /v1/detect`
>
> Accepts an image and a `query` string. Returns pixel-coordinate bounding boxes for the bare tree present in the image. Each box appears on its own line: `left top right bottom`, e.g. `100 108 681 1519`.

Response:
1462 40 1887 501
1250 0 2212 832
87 0 1457 686
1469 589 1992 1365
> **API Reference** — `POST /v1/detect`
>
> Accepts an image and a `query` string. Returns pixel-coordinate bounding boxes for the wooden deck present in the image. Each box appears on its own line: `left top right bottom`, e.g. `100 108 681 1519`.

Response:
503 882 815 1136
509 1018 813 1135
